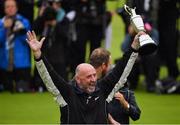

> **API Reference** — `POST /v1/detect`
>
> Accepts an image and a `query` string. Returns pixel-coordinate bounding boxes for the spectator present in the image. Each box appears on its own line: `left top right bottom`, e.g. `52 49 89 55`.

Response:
68 0 112 75
32 6 70 92
51 0 65 22
0 0 31 92
157 0 179 80
0 0 34 24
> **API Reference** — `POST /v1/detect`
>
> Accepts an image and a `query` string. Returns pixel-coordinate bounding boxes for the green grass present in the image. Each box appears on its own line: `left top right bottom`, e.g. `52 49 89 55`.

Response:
134 90 180 124
1 91 180 124
0 92 59 124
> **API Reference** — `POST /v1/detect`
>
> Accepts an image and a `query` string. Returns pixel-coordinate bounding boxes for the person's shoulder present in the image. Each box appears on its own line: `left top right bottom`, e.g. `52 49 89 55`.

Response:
16 14 24 19
0 17 4 26
0 18 3 23
16 14 30 22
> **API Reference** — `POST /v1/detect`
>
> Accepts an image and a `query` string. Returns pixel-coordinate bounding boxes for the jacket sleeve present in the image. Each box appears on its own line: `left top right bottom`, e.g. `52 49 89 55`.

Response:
15 15 31 43
106 51 138 102
98 48 138 97
127 91 141 121
35 55 71 105
20 16 31 31
0 20 6 44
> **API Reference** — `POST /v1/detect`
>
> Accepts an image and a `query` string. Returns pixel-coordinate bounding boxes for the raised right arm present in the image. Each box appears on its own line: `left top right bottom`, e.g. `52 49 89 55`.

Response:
26 31 71 105
35 56 67 107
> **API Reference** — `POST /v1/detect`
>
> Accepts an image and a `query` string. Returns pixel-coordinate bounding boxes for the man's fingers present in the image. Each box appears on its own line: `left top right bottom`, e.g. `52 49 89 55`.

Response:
26 39 30 46
32 30 37 40
115 97 120 101
137 31 146 36
28 31 33 40
26 31 30 41
27 31 33 41
40 37 45 45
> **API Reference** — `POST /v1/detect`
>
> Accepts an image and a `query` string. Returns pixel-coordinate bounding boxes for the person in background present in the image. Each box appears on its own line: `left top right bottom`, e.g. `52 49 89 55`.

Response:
67 0 111 75
0 0 34 23
157 0 179 81
51 0 66 22
32 4 74 92
89 48 111 79
0 0 31 92
90 48 141 124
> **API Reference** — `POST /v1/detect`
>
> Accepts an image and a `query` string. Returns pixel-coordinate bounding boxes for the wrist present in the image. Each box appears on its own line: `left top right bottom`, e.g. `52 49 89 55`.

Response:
131 41 140 50
121 100 129 111
34 50 42 60
131 46 139 52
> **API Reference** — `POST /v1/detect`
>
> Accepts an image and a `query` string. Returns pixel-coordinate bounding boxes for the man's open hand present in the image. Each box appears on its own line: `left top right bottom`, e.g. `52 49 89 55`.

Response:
26 31 45 59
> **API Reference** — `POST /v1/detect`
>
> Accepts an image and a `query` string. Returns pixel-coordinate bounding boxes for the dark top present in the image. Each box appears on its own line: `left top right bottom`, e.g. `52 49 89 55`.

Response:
36 49 136 124
108 86 141 124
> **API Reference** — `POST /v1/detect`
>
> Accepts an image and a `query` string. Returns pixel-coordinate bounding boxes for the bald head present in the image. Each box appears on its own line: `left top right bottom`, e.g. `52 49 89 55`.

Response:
75 63 97 94
75 63 95 76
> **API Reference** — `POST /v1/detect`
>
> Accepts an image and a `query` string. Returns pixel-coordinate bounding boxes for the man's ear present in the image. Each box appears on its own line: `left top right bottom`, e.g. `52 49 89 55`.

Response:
75 75 80 84
102 63 107 70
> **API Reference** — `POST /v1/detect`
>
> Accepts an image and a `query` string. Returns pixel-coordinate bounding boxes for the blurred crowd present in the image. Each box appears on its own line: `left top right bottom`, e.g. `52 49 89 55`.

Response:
0 0 179 93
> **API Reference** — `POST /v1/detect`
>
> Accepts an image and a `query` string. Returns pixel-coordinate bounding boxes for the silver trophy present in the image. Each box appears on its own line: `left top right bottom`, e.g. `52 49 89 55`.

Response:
124 5 157 55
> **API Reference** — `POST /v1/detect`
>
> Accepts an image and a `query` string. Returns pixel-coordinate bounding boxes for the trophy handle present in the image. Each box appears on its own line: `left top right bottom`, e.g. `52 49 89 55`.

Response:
124 4 136 16
124 5 132 16
124 4 157 55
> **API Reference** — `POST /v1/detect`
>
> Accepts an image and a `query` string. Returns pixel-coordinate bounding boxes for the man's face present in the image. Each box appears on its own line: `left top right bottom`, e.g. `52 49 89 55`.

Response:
4 0 17 17
52 2 61 11
76 65 97 94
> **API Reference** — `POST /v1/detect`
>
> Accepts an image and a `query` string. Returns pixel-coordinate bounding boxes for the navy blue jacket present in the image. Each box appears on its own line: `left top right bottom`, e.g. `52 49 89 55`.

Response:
108 86 141 124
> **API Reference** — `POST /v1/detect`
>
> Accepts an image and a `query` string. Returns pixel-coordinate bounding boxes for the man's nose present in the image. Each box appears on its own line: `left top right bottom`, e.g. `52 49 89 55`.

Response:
91 75 96 82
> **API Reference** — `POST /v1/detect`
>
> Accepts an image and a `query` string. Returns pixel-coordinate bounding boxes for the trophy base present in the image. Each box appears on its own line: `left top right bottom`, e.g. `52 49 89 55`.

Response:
139 43 157 55
138 34 157 55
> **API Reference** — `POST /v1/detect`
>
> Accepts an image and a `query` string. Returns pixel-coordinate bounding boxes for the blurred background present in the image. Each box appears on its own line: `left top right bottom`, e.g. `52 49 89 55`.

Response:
0 0 180 124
